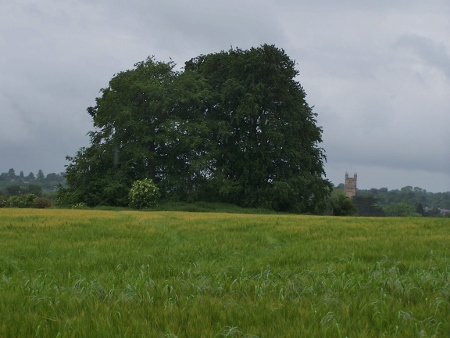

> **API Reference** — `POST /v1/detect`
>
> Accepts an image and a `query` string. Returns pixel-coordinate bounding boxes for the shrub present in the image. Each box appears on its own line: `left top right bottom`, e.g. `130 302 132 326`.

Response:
7 196 22 208
32 197 52 209
23 194 37 207
7 194 36 208
129 179 160 209
329 191 357 216
0 191 8 208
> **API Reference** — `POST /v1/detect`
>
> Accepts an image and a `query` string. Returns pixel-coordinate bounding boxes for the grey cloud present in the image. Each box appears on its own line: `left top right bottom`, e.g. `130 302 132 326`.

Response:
395 34 450 79
0 0 449 191
85 0 287 64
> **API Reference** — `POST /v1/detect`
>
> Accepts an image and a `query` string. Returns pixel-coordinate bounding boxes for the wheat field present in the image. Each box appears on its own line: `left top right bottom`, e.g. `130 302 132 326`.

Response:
0 209 449 337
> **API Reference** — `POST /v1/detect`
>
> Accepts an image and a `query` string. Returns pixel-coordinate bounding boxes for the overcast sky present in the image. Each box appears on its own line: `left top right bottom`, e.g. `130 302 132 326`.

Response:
1 0 449 192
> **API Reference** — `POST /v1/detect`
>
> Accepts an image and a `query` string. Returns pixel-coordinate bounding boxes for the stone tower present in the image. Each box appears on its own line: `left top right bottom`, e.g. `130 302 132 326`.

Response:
344 172 357 198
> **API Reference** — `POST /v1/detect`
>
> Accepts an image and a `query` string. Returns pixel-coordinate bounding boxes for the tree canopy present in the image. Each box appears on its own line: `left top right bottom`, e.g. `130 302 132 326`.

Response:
60 45 332 212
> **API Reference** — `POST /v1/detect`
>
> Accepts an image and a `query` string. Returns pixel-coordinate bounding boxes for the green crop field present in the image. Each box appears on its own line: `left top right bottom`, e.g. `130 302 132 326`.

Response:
0 209 449 337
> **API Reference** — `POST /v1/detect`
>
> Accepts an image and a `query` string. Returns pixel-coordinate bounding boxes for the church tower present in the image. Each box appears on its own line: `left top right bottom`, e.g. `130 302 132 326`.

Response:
344 172 357 198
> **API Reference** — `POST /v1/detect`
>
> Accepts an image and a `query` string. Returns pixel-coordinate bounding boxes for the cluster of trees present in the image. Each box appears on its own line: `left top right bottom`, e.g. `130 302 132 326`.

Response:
355 186 450 210
0 192 52 209
328 185 450 217
0 168 65 192
58 45 332 213
0 168 64 208
0 184 53 208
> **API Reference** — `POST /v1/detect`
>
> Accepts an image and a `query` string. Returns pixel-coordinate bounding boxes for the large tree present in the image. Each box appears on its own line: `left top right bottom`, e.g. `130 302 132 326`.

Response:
183 45 331 212
60 45 332 212
63 58 174 205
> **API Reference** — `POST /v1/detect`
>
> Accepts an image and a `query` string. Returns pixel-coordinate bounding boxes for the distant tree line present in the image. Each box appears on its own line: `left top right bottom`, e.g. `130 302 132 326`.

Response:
0 168 65 191
0 168 65 208
328 184 450 217
1 164 448 217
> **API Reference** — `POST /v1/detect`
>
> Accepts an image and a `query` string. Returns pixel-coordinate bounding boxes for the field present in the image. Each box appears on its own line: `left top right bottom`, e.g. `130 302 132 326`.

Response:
1 209 449 337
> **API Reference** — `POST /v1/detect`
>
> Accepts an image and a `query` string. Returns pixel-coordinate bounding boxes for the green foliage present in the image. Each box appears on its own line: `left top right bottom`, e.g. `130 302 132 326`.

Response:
62 45 332 213
0 190 8 208
55 185 77 207
37 169 45 180
25 184 42 197
352 195 385 216
356 186 450 211
331 186 450 217
329 190 357 216
7 194 36 208
383 202 422 217
0 169 65 194
32 197 52 209
128 178 160 209
8 195 21 208
6 184 25 196
415 202 425 215
7 168 15 177
23 194 37 208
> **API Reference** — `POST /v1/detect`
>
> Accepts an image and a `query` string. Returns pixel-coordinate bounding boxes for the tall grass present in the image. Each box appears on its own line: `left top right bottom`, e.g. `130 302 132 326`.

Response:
0 209 449 337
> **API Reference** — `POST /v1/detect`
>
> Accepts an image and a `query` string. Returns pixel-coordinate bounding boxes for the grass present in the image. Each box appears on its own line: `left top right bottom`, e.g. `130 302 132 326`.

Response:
153 201 276 214
0 209 449 337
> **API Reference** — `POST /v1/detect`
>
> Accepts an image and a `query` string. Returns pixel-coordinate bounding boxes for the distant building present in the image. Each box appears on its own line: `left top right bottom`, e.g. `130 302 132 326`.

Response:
345 172 357 198
439 209 450 216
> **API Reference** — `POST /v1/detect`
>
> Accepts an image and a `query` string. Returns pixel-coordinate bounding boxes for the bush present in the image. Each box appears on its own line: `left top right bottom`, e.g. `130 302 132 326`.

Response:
32 197 52 208
329 191 357 216
7 194 36 208
7 196 22 207
129 179 160 209
0 191 8 208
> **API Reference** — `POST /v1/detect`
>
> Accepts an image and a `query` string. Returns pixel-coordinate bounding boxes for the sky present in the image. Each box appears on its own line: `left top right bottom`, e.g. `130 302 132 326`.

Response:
1 0 449 192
